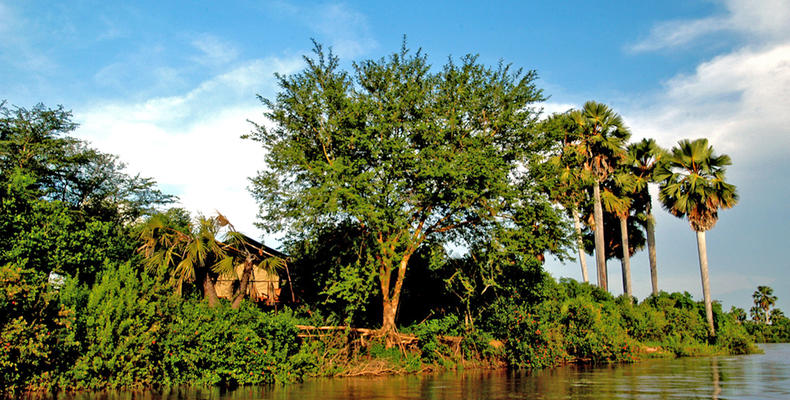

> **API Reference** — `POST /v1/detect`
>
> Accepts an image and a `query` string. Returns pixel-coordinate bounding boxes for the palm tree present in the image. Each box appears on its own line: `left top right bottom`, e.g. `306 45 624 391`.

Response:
656 138 738 336
753 286 777 324
750 306 765 323
626 139 666 295
573 102 631 291
729 306 747 324
138 212 286 309
602 172 636 299
138 213 228 307
770 308 785 324
542 112 594 283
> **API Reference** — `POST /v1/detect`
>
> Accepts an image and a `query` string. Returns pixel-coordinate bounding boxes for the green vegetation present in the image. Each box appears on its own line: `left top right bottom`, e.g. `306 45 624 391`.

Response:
734 286 790 343
247 43 551 336
0 43 755 397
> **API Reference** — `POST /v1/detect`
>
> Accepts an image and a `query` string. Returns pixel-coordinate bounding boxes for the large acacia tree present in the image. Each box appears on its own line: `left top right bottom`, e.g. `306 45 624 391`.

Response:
248 43 549 335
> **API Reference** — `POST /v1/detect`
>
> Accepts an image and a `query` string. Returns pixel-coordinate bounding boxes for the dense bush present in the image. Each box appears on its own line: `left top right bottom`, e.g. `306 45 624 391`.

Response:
405 314 461 363
743 318 790 343
0 264 78 393
478 277 755 369
53 262 314 391
2 257 760 396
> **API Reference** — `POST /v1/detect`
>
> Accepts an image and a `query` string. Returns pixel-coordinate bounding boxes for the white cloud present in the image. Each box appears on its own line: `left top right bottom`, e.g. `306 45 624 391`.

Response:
538 102 577 119
626 43 790 164
268 1 377 58
630 17 724 52
312 3 377 58
75 56 303 242
630 0 790 52
191 34 240 66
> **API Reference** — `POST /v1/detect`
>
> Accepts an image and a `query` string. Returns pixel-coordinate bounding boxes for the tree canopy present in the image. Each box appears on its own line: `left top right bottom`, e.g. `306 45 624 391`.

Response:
248 43 564 333
0 102 173 281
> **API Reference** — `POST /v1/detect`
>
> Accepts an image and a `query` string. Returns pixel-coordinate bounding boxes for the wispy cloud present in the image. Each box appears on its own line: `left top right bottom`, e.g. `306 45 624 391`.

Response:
311 3 377 58
626 44 790 164
629 17 725 52
629 0 790 52
0 1 54 73
268 1 377 58
191 33 240 66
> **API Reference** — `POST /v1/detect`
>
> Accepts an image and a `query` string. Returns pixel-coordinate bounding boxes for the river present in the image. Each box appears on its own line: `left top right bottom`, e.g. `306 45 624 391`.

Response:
57 343 790 400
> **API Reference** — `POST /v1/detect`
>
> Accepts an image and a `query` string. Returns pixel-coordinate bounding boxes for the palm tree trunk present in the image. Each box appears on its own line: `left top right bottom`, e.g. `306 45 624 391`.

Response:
619 215 632 300
571 206 589 283
231 259 254 309
696 230 715 336
202 271 220 308
646 212 659 295
593 183 607 290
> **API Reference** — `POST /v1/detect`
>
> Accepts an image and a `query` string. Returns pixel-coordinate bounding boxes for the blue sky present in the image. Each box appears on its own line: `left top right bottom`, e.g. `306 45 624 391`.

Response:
2 0 789 312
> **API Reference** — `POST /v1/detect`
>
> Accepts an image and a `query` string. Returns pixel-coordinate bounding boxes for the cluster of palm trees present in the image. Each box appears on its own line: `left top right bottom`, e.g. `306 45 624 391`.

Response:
137 211 287 309
540 101 738 336
750 286 781 324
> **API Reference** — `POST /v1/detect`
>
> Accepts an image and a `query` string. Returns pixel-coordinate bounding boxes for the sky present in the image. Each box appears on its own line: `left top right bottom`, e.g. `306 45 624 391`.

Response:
2 0 788 313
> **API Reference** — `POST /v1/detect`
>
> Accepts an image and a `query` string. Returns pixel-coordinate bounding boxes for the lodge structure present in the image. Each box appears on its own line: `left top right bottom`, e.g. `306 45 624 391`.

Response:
214 235 294 306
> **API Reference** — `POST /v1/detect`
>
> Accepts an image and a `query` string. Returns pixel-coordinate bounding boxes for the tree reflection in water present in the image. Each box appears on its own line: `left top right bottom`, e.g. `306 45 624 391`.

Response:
37 344 790 400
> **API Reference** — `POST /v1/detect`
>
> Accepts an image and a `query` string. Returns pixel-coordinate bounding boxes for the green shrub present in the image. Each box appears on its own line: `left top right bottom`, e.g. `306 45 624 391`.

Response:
161 302 308 386
406 315 460 362
562 298 637 364
0 264 78 394
56 261 313 390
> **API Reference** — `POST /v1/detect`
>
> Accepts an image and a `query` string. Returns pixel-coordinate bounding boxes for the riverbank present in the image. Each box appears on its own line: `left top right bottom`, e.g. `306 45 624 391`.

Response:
102 343 790 400
4 265 757 397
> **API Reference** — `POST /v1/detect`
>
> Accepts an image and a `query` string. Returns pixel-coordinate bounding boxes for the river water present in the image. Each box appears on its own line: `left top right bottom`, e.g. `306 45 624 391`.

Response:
60 343 790 400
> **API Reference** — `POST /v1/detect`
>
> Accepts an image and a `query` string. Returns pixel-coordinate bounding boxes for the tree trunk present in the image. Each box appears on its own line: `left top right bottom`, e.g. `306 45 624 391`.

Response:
380 249 414 344
619 215 632 301
572 206 589 283
592 183 607 291
202 271 219 308
381 297 398 333
696 230 715 336
231 259 254 309
646 212 659 296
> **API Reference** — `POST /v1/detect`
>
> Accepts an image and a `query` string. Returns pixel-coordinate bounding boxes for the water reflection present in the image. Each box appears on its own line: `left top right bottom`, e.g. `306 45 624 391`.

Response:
49 343 790 400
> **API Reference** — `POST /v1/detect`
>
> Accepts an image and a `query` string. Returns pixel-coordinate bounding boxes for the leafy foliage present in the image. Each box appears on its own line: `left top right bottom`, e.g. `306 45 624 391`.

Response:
0 103 172 283
480 277 755 369
248 42 555 331
57 261 311 390
655 138 738 232
0 264 78 393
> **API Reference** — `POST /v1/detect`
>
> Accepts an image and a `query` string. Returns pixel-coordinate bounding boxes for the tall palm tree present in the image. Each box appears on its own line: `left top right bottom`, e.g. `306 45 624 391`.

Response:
542 112 594 283
602 172 636 299
625 139 666 295
753 286 777 324
573 102 631 291
656 138 738 336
